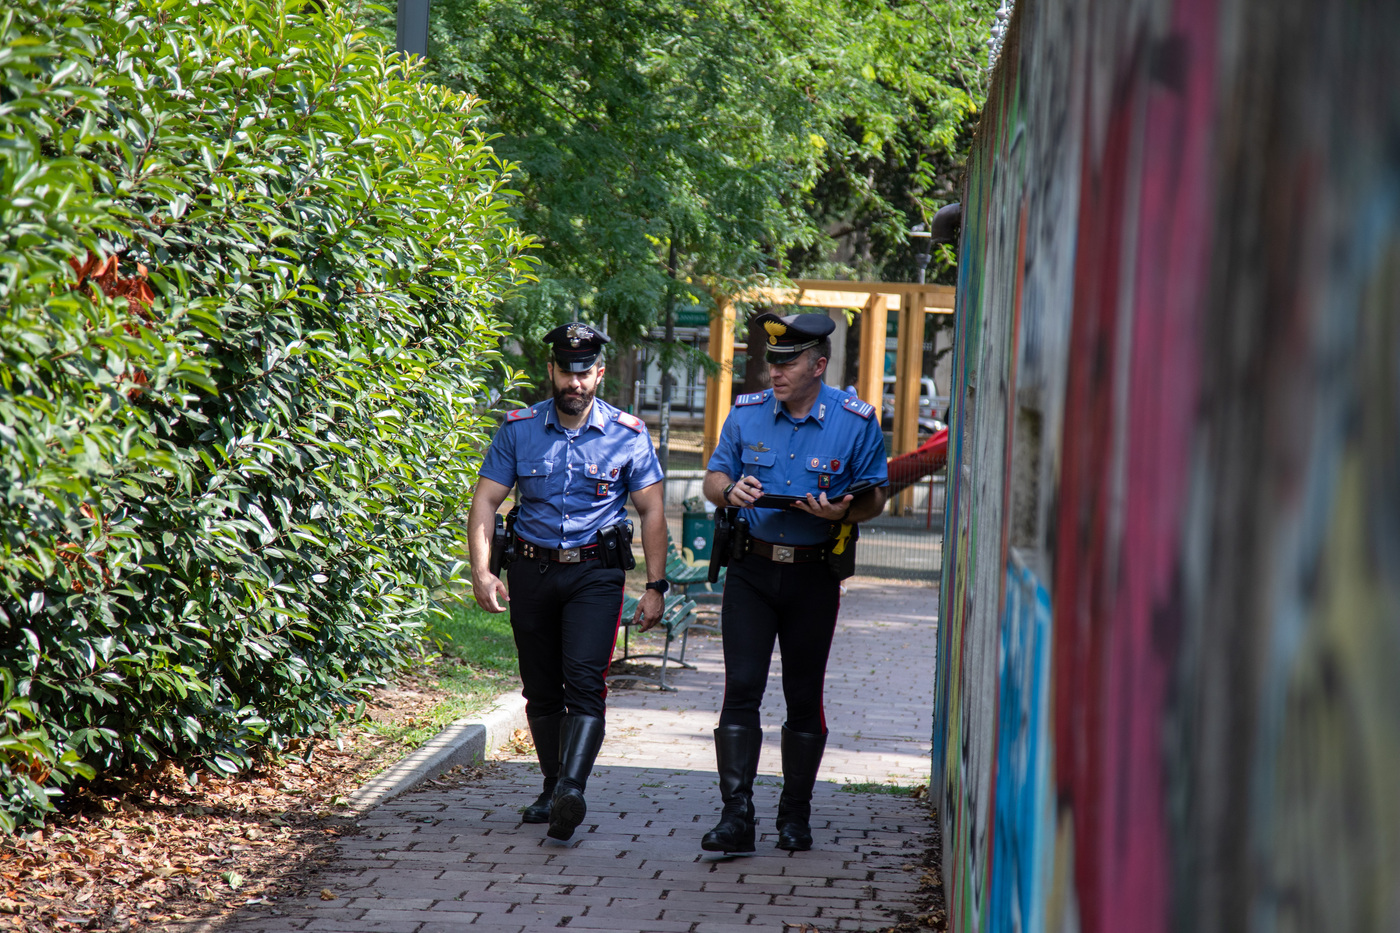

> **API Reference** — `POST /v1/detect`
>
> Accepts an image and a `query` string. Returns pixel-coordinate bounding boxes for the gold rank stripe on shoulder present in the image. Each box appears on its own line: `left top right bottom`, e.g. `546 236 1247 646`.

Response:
506 407 537 422
614 411 645 432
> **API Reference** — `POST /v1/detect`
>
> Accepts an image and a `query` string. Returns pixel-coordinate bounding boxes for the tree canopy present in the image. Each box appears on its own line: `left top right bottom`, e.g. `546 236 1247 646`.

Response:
421 0 996 375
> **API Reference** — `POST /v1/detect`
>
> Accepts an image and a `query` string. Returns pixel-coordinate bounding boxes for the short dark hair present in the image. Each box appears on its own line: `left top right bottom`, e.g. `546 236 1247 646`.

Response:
808 337 831 367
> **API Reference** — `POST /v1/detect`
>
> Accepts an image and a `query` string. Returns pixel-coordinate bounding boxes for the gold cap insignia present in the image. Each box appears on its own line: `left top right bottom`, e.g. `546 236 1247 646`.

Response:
764 320 787 346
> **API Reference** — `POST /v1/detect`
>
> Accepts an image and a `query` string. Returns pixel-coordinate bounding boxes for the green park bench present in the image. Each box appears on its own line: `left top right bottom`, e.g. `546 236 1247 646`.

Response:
608 592 699 692
665 529 723 632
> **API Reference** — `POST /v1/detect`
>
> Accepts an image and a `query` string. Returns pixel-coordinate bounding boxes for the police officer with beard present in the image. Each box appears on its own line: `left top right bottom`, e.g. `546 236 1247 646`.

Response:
468 323 667 842
700 312 889 854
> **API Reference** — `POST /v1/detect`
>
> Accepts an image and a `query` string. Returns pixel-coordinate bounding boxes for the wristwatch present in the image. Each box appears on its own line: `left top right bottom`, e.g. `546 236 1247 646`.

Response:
722 482 736 504
645 579 670 595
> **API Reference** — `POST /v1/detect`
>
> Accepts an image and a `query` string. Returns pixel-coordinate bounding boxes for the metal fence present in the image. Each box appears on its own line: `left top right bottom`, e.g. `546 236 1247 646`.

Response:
852 473 945 581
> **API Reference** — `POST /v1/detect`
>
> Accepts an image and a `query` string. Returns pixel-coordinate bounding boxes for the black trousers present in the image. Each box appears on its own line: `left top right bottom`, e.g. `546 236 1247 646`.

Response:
717 556 840 734
506 557 626 722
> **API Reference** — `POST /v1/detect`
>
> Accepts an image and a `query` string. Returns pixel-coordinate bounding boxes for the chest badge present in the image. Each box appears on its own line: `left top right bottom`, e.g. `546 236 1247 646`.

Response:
810 457 819 469
587 463 598 475
610 467 619 478
831 458 840 471
596 482 610 497
819 473 832 489
746 442 771 453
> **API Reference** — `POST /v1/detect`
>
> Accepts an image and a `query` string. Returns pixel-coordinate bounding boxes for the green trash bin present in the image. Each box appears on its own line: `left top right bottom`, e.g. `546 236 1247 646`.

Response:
680 511 714 563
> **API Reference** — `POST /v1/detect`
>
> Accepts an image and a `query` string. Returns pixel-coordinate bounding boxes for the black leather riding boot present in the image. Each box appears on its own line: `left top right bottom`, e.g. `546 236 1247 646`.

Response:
775 724 827 851
521 710 565 823
547 714 606 841
700 725 763 854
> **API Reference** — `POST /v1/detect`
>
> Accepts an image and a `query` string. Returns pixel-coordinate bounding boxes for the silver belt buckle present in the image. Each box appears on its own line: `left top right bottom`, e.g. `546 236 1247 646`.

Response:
559 547 581 563
772 545 795 564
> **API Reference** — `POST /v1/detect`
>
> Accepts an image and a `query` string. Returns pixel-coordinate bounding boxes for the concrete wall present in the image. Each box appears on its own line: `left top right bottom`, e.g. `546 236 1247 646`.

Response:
932 2 1400 932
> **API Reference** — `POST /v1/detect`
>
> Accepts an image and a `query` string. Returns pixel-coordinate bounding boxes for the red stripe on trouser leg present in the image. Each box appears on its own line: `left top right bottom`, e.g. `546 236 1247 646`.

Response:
600 591 625 699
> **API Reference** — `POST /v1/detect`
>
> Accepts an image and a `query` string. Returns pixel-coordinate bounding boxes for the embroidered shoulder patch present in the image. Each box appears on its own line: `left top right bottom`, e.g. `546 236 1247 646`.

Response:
735 390 771 407
614 411 645 433
506 407 537 422
841 396 875 419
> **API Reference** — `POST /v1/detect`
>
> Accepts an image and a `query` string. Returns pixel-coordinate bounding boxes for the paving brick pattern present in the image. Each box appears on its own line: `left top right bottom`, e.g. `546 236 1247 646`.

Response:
212 578 938 933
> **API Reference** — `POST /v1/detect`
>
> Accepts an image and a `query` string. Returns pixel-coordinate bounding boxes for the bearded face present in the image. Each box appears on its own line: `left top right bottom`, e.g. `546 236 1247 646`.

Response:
549 362 603 417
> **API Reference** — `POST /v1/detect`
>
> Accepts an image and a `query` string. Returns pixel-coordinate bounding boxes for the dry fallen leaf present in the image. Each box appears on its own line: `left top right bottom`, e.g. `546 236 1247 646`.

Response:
319 889 337 901
500 727 536 756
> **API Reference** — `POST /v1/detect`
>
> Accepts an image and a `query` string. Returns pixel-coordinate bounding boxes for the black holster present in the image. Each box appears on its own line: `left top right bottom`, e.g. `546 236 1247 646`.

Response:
708 508 752 583
489 506 520 576
826 520 859 581
598 520 635 570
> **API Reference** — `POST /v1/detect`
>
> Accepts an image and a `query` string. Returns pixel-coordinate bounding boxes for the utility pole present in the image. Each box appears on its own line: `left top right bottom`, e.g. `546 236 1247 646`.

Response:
396 0 431 59
658 243 677 475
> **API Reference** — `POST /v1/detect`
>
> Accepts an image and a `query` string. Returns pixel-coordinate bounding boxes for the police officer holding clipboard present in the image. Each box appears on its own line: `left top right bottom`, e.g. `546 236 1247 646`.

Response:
700 312 890 854
467 323 668 843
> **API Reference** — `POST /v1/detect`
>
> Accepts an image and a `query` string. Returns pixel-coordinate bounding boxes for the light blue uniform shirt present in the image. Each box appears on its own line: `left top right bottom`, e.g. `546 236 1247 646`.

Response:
480 397 664 549
707 383 889 546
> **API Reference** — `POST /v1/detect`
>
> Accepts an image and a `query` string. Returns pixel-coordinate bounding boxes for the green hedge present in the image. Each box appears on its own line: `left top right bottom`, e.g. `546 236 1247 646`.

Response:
0 0 531 831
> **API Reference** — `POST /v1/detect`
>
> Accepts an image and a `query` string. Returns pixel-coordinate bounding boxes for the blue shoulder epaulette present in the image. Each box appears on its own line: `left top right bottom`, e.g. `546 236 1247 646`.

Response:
841 395 875 419
506 406 537 422
735 390 771 407
613 411 645 433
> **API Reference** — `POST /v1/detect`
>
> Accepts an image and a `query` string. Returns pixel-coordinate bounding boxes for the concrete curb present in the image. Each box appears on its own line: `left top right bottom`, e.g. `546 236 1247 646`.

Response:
346 691 529 812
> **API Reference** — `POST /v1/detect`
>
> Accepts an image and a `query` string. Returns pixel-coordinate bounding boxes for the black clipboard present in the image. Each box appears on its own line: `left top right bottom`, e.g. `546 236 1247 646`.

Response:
749 481 881 510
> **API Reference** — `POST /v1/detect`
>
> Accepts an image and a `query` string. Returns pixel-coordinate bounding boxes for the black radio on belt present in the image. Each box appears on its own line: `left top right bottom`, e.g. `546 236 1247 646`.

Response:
489 505 520 575
597 519 636 570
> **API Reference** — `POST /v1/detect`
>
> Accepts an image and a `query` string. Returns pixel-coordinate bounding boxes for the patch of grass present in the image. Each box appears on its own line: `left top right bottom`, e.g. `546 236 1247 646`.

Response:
357 601 522 760
838 781 929 797
430 600 521 675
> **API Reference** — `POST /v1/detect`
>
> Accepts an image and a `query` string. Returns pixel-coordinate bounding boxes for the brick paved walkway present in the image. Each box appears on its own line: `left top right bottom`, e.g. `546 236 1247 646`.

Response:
214 578 939 933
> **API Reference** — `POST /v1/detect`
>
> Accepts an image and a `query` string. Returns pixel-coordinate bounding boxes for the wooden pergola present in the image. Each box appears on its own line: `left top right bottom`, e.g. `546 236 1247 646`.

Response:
702 280 956 467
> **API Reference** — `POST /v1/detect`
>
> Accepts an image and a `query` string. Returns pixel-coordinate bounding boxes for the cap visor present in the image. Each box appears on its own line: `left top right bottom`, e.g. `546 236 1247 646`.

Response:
554 356 600 372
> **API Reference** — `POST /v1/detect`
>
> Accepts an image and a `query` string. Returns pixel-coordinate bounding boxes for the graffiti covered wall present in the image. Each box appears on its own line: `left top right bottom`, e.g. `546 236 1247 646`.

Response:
933 1 1400 932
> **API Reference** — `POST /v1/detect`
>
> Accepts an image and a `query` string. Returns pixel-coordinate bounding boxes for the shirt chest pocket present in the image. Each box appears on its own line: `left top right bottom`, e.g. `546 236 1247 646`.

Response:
741 448 777 472
805 454 844 489
516 458 556 498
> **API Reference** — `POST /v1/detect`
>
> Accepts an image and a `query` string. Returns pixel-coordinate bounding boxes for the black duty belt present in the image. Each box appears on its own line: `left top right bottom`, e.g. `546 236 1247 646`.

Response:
749 538 827 564
516 537 601 563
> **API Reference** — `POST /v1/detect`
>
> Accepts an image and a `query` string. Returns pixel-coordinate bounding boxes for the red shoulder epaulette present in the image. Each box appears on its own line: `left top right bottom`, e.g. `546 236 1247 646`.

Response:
506 407 537 422
614 411 645 433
